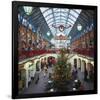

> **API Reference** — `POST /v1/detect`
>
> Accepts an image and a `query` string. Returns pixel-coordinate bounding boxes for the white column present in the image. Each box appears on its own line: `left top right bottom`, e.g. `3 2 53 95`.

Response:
81 61 84 72
86 63 90 79
26 70 28 88
77 59 80 69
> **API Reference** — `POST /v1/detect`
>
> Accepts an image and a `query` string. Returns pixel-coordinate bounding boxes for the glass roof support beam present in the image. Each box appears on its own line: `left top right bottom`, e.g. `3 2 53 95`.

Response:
73 9 81 15
80 15 89 24
44 11 77 22
72 10 88 24
47 17 73 26
40 9 53 37
64 9 70 35
52 8 57 36
60 9 61 24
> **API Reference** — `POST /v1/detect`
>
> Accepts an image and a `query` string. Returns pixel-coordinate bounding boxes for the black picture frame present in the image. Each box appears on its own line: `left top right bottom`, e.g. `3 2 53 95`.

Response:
12 1 97 99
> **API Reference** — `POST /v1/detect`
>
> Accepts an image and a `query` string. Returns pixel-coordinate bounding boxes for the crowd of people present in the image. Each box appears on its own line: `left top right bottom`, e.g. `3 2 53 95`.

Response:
71 65 85 91
34 57 94 91
71 64 94 91
40 57 56 77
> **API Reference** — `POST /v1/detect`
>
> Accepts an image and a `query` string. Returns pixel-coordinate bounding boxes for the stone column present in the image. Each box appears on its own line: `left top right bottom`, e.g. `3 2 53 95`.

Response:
26 70 28 88
81 61 84 72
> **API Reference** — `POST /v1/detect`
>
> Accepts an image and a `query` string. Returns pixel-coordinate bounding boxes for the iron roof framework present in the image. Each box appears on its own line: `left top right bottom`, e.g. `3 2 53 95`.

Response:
40 7 82 37
18 6 94 46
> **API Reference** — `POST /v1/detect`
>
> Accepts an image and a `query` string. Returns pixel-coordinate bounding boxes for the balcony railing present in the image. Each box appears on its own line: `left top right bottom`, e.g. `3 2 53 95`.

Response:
19 49 56 61
73 48 94 58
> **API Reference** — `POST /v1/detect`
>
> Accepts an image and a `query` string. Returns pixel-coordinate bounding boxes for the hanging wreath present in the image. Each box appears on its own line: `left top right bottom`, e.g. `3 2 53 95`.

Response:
52 24 72 32
59 25 64 32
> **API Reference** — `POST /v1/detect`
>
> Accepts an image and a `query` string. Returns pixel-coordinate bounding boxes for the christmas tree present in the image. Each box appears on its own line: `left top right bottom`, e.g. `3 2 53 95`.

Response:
52 48 72 91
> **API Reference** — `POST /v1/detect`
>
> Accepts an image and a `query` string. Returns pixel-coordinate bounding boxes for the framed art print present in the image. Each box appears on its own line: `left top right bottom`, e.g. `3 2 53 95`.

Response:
12 1 97 99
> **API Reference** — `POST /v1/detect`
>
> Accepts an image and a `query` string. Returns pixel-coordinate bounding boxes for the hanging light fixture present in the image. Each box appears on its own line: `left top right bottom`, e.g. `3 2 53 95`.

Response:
77 24 82 31
47 32 50 36
29 24 32 30
23 6 33 15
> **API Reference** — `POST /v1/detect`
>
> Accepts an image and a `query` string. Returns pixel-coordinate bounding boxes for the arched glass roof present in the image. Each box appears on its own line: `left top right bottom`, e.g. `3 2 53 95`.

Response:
40 7 81 36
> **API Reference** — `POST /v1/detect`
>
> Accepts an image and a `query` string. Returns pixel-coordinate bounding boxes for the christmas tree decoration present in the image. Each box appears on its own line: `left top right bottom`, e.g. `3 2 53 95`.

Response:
52 48 72 91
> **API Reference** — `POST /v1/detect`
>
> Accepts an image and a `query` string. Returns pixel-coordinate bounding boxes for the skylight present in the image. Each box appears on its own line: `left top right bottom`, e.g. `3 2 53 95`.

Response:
40 7 81 36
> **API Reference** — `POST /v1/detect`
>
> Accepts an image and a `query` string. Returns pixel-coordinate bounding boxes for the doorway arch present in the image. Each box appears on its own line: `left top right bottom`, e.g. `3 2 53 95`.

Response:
74 58 77 68
81 60 88 80
87 63 94 80
78 58 81 69
36 60 41 71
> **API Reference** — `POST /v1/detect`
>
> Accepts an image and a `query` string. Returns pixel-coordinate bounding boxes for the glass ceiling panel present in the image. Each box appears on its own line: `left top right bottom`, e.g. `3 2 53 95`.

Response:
60 19 66 23
45 14 53 20
70 10 80 18
67 21 73 25
47 19 69 25
43 9 52 17
49 22 66 26
54 12 60 16
40 7 81 36
74 9 81 14
54 18 60 21
55 22 65 25
53 8 57 11
55 20 60 23
61 12 67 16
48 22 54 26
53 8 60 12
40 7 49 12
47 18 54 24
68 14 76 21
60 17 67 20
61 9 67 12
55 17 66 21
68 18 75 24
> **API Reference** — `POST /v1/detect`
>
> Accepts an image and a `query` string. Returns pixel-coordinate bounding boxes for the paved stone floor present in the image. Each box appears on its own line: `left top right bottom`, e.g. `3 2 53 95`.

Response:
22 67 53 94
77 69 94 90
22 67 94 94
